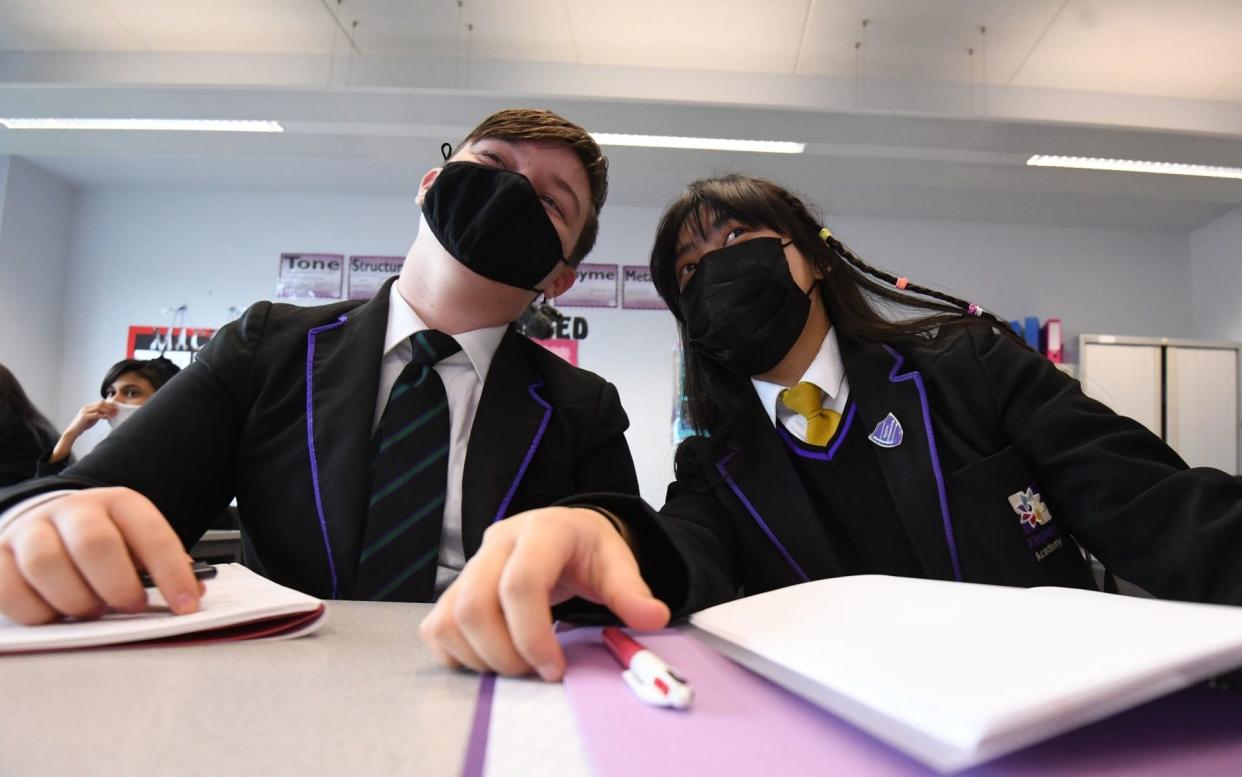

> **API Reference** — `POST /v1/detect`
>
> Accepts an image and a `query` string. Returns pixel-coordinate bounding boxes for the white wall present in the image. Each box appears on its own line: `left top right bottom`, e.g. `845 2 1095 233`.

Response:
55 187 1195 501
0 157 75 423
1189 205 1242 343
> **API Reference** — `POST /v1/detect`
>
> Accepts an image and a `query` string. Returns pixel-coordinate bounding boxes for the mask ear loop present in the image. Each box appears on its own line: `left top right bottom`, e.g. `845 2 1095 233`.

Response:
440 142 452 162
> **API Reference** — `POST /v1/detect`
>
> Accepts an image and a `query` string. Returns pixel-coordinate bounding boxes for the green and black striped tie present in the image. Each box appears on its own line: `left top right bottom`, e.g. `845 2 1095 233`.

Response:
355 329 461 602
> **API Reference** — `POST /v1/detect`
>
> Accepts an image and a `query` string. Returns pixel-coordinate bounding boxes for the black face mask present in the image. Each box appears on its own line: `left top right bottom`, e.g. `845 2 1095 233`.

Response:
678 237 814 375
422 161 566 291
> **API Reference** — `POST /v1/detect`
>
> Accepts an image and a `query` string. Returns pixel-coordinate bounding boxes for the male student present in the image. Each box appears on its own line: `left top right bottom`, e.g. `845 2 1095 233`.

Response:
0 108 639 624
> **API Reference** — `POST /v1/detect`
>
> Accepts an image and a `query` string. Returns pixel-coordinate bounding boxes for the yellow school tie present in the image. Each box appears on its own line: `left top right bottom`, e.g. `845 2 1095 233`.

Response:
779 381 842 446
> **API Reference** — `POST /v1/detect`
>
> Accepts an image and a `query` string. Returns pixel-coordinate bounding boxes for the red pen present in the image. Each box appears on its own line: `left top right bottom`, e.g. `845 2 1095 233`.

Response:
602 626 694 710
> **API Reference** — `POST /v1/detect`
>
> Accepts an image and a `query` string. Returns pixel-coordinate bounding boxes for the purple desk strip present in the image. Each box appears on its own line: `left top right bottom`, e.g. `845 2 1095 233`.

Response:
559 628 1242 777
460 673 497 777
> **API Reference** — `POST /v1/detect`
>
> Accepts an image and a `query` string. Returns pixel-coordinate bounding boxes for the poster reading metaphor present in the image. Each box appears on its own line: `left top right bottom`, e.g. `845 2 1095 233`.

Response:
621 265 666 310
277 253 344 299
348 255 404 300
557 263 618 308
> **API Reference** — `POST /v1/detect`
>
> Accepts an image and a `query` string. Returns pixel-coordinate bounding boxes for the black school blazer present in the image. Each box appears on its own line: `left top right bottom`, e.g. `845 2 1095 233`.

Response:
582 325 1242 615
0 280 639 599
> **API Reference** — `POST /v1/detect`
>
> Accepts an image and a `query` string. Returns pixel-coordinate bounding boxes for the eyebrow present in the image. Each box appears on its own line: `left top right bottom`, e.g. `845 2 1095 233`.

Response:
549 173 582 221
674 215 729 261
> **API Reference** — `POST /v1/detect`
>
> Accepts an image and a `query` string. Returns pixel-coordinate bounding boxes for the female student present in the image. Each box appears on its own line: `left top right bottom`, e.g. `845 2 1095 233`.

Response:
420 174 1242 681
0 364 60 487
38 357 181 476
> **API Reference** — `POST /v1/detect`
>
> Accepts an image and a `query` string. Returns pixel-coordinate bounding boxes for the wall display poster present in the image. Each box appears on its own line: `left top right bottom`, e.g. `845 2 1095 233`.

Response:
557 263 619 308
348 255 404 301
127 326 216 369
277 253 344 299
533 338 579 366
621 265 666 310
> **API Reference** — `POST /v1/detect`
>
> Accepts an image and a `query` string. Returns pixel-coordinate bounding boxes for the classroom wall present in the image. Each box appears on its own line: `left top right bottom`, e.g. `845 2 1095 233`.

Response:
1189 205 1242 343
0 157 75 423
55 186 1196 501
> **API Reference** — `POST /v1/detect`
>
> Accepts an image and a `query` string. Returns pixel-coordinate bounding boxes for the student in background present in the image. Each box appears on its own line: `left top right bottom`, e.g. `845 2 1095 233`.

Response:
0 365 60 487
420 173 1242 681
0 108 639 626
38 357 181 477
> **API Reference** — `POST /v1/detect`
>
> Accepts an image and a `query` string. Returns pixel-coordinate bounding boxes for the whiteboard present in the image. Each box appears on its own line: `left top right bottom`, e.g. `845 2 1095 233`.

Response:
1079 343 1162 437
1166 347 1239 474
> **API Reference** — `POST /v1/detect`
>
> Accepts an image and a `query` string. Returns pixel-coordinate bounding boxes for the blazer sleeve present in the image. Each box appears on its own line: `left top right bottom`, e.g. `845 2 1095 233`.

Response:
564 436 742 619
964 327 1242 605
0 303 273 550
570 381 641 495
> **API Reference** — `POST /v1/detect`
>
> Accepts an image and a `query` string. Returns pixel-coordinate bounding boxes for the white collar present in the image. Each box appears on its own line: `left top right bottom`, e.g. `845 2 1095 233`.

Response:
751 327 847 427
383 282 507 382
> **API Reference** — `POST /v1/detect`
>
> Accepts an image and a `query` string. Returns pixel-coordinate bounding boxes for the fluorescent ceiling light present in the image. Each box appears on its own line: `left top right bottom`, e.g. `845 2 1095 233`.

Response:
592 132 804 154
0 118 284 133
1027 154 1242 180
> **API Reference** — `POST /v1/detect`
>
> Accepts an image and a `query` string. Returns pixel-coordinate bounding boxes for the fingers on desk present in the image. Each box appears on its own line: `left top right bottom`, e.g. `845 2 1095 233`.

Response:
104 489 201 615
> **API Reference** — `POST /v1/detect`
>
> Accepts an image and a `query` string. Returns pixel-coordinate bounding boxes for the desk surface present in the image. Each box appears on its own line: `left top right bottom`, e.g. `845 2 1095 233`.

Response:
0 602 481 777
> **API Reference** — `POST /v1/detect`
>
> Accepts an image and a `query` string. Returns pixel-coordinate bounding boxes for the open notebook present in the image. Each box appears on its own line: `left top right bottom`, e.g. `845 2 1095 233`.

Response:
0 563 326 654
687 575 1242 773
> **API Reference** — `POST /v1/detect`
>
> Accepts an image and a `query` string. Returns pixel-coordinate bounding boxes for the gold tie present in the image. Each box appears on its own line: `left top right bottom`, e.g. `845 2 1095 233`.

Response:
780 381 842 446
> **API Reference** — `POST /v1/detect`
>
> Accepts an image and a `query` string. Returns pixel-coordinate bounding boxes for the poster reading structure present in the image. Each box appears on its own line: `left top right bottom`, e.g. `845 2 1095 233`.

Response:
621 264 666 310
277 253 344 299
557 263 618 308
348 255 403 300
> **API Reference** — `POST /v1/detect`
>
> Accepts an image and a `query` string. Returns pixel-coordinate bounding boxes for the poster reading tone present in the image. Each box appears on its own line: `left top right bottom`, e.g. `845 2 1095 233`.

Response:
277 253 344 299
348 255 404 300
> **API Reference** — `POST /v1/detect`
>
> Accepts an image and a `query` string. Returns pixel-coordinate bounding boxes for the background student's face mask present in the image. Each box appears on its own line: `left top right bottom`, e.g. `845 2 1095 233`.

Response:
678 236 814 376
421 161 566 291
106 401 141 429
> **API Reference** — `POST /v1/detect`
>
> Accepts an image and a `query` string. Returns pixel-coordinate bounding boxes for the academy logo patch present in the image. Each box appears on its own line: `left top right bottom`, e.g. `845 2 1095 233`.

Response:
1009 487 1052 530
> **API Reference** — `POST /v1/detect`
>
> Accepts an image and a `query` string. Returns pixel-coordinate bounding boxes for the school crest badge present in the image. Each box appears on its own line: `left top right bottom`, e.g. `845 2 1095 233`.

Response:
1008 487 1052 530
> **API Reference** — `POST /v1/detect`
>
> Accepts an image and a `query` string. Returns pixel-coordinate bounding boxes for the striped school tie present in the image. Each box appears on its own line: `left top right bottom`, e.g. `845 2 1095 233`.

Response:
355 329 461 602
779 381 842 446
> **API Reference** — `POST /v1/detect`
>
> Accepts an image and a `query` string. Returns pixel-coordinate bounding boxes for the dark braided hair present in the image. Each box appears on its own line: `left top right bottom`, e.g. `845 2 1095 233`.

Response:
650 174 1026 439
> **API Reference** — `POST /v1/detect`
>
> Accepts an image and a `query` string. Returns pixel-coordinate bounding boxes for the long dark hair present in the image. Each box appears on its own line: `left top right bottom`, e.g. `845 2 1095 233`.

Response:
0 363 58 445
650 174 1025 440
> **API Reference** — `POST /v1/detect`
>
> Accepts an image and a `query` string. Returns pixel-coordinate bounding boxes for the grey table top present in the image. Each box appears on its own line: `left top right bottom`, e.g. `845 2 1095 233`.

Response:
0 602 483 777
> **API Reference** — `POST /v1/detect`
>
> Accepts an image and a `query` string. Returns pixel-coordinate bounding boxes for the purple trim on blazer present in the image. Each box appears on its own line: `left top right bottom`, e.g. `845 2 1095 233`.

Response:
461 673 496 777
305 314 349 599
716 450 811 583
881 345 963 582
776 403 857 461
492 381 552 523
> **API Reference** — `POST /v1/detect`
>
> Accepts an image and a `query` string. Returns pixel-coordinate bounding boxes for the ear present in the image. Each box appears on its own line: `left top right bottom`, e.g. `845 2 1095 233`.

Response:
543 264 577 300
415 167 442 207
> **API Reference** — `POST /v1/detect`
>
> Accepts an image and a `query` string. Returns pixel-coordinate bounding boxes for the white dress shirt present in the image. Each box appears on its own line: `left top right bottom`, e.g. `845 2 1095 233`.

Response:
751 327 851 443
0 284 507 597
378 283 507 595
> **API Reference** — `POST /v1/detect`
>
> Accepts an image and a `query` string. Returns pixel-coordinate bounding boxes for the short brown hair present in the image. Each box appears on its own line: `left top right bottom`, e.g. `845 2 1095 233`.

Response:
457 108 608 266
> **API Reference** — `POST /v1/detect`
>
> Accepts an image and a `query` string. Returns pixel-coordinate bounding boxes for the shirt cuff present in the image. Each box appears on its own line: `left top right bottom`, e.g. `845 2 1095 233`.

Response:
0 490 77 535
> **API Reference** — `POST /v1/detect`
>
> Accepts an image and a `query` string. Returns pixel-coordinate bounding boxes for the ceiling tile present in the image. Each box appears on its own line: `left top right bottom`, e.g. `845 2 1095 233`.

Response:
569 0 810 73
92 0 338 54
1009 0 1242 99
0 0 141 51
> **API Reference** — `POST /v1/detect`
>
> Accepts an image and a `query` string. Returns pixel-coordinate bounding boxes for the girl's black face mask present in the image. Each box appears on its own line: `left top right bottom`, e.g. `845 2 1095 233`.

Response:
678 236 813 376
422 161 567 291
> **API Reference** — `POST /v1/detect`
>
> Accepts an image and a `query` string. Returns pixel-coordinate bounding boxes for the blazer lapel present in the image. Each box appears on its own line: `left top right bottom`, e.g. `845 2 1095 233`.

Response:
305 281 390 598
718 400 845 584
460 328 553 557
842 337 963 581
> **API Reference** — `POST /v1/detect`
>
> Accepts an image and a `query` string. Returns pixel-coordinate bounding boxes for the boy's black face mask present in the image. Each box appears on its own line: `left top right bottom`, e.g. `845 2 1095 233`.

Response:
422 161 567 291
678 237 813 376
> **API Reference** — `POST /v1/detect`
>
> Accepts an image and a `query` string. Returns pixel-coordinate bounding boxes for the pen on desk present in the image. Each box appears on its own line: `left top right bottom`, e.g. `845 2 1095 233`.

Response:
602 626 694 710
138 561 218 589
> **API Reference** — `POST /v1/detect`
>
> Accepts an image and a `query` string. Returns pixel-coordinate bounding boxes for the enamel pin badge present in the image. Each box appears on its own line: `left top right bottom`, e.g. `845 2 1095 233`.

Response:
868 413 904 448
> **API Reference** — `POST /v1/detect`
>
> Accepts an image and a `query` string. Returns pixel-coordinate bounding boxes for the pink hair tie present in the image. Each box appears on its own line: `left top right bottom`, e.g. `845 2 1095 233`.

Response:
967 303 984 317
895 276 909 290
